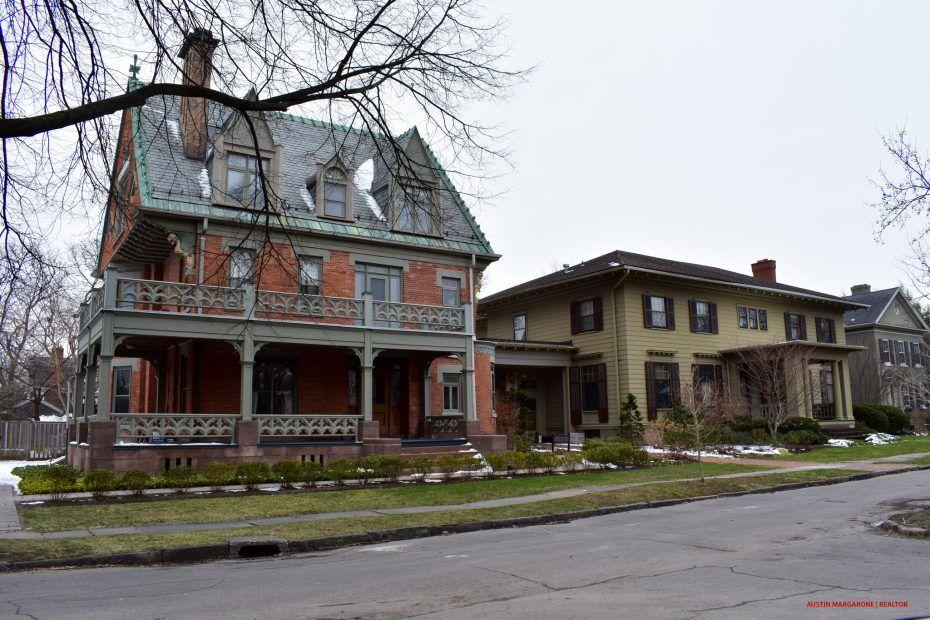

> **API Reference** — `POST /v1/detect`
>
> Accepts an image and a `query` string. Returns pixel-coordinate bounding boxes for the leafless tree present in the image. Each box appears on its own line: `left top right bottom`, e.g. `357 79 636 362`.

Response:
673 380 729 482
0 0 527 287
730 341 815 444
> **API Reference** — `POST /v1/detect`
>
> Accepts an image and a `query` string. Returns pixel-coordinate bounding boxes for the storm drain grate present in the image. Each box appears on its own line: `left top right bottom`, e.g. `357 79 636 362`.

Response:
228 536 288 559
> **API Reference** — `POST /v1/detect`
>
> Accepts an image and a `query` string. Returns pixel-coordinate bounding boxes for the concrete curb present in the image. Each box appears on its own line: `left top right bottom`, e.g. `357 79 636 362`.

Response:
1 465 927 573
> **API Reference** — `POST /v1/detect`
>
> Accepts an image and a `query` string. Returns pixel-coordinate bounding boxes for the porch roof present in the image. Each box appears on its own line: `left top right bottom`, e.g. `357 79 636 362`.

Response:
717 341 866 356
480 338 577 367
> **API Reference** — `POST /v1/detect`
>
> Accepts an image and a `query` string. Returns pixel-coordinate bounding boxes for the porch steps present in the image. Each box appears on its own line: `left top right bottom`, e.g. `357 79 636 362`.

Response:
398 440 477 460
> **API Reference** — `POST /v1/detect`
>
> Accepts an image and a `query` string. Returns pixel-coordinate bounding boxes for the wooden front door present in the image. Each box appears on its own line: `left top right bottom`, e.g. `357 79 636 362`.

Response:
373 360 407 437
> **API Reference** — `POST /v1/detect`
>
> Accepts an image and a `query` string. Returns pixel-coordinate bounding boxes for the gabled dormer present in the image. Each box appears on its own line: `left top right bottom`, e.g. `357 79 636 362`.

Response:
208 97 283 209
308 153 354 222
372 127 442 237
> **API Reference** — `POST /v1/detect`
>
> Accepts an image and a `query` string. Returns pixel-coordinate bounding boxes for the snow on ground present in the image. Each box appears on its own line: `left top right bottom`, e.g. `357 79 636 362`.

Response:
0 459 55 489
39 415 67 422
643 444 785 458
827 438 855 448
865 433 897 445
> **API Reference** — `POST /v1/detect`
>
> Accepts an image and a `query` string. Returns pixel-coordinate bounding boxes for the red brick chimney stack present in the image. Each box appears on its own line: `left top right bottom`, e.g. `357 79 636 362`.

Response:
178 28 219 160
751 259 776 283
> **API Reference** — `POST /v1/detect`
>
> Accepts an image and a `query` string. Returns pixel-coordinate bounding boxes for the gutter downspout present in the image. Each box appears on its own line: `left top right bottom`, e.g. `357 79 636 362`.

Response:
610 270 630 422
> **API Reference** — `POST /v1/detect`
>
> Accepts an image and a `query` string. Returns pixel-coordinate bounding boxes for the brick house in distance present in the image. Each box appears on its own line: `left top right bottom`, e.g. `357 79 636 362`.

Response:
70 30 503 473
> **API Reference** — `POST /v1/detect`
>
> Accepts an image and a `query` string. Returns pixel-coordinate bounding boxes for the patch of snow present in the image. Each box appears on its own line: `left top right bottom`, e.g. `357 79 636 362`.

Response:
198 168 212 199
39 415 67 422
166 119 181 143
21 500 44 505
300 185 316 212
0 459 54 488
827 438 855 448
730 445 786 456
865 433 897 445
353 158 385 221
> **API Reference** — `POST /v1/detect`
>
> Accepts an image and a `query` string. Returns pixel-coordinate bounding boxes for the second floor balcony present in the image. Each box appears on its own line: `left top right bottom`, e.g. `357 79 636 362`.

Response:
78 268 472 335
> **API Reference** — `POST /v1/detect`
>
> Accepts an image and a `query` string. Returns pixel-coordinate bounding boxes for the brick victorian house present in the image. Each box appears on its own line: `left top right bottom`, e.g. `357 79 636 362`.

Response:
69 30 503 473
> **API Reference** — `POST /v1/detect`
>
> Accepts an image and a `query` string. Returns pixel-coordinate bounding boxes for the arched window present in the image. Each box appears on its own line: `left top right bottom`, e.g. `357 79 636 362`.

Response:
323 167 348 218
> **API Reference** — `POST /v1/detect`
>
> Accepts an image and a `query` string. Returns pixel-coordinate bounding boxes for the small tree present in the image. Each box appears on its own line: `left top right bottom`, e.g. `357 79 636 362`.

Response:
617 393 645 445
668 381 727 482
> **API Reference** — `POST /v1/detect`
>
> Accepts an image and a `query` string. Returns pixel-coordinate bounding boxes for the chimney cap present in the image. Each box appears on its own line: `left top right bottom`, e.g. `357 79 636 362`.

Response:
179 28 220 59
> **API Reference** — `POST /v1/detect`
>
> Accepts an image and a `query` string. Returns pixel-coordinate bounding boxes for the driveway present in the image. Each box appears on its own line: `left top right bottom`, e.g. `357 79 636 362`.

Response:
1 469 928 619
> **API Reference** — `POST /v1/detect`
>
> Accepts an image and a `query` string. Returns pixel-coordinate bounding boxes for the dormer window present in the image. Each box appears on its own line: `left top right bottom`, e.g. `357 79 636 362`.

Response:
323 167 348 218
226 153 270 206
394 185 435 235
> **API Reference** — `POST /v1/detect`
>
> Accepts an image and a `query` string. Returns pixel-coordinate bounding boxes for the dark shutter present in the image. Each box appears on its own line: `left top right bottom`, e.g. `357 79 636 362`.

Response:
688 300 698 332
642 294 653 328
666 297 676 330
709 302 719 334
798 315 807 340
593 296 603 332
570 301 580 335
670 363 681 406
596 363 608 423
645 362 657 421
569 366 582 426
784 312 792 339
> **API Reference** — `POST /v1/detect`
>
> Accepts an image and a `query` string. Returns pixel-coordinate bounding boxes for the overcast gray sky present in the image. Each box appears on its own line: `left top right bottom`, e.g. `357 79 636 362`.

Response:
472 0 929 298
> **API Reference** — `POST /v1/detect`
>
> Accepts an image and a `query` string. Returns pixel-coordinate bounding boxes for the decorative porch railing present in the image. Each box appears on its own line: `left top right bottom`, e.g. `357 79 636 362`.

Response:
812 403 836 421
373 300 465 331
117 278 245 312
425 415 466 438
113 414 238 443
256 414 362 440
257 291 362 321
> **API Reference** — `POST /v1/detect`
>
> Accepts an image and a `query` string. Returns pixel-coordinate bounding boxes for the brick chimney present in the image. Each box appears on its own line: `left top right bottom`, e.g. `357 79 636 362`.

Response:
850 284 871 295
751 259 776 283
178 28 219 160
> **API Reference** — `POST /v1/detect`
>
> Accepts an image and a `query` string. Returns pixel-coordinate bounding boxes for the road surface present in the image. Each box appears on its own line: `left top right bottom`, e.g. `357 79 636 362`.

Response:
2 470 929 619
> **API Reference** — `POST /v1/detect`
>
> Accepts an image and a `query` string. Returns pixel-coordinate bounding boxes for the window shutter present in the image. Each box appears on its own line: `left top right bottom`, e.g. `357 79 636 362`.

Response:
670 363 681 407
784 312 792 339
570 301 580 336
569 366 582 426
688 300 698 332
799 315 807 340
709 302 719 334
645 362 657 421
666 297 676 330
593 296 603 332
642 294 653 328
596 363 608 423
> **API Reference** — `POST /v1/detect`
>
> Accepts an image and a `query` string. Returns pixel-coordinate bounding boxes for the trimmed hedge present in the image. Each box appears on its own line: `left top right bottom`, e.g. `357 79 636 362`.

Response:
871 405 908 434
853 404 889 433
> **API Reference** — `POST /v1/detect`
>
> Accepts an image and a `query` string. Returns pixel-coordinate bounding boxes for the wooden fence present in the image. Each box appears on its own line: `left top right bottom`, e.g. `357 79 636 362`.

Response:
0 421 69 459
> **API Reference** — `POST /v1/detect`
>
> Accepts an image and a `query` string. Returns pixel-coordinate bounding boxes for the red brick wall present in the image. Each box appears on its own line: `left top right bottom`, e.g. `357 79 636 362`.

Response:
475 349 495 434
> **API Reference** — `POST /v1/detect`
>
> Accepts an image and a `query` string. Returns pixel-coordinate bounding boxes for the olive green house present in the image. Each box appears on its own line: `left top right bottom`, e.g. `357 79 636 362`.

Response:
476 251 865 439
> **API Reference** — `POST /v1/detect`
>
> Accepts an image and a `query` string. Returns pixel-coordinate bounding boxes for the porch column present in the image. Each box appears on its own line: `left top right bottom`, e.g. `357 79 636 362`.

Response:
84 351 97 419
96 354 113 420
562 365 571 433
239 333 256 420
831 361 842 419
463 336 477 422
73 366 86 420
359 335 378 423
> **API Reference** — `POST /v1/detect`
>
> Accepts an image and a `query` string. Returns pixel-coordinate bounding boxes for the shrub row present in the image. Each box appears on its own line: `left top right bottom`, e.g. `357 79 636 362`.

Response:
852 404 907 434
13 445 652 499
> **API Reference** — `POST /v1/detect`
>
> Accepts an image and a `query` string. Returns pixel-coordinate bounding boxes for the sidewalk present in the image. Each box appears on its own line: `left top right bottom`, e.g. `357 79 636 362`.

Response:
1 459 923 542
0 486 21 532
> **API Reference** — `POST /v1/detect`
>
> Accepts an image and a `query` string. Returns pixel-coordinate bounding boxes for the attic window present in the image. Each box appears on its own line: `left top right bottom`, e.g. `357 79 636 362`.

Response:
323 167 348 218
226 153 270 206
394 185 436 235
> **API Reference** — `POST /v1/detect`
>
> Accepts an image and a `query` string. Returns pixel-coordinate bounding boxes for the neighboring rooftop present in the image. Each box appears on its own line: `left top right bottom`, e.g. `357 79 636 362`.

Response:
479 250 861 307
842 286 899 327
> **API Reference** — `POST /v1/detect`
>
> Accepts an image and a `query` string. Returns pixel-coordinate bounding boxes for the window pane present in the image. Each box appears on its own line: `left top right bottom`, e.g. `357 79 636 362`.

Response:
227 168 249 199
581 365 599 410
369 277 387 301
738 306 748 328
441 277 460 308
228 153 249 168
299 258 322 294
324 183 346 217
758 310 768 330
513 314 526 340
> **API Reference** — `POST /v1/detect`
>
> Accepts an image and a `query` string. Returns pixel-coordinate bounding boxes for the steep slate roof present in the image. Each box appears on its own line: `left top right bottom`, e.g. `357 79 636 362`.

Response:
842 287 899 328
480 250 859 307
123 83 494 256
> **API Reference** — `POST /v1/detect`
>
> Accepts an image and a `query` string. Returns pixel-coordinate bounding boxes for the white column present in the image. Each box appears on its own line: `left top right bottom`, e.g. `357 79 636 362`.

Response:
84 352 97 419
240 333 255 420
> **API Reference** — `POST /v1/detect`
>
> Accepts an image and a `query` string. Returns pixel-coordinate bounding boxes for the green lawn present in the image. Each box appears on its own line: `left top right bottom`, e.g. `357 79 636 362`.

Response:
0 468 857 564
778 436 930 463
22 461 764 532
903 454 930 466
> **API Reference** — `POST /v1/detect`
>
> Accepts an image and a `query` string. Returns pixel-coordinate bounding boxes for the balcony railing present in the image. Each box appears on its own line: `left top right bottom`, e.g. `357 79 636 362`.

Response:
812 403 836 421
78 271 469 333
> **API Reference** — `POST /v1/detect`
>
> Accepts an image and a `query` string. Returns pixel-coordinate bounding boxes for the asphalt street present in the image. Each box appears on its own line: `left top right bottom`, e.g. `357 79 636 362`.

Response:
2 470 929 619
